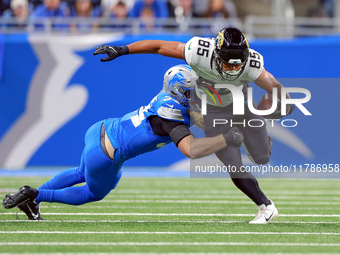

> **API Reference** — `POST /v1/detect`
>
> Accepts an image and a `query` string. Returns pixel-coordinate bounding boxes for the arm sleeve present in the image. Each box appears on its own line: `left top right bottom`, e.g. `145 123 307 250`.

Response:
169 125 191 146
149 116 191 146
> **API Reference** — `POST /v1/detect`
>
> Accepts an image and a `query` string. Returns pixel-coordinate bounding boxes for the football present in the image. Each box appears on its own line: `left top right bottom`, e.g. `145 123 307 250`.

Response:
257 93 279 111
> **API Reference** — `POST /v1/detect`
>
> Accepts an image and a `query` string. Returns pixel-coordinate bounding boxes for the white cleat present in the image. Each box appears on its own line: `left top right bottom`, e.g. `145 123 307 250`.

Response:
249 200 278 224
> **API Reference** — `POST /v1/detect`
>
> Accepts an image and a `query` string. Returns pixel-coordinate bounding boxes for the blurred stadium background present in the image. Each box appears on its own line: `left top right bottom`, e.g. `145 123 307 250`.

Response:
1 1 340 254
0 0 339 174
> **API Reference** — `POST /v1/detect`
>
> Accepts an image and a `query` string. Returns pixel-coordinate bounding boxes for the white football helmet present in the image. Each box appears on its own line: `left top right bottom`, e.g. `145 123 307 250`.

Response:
163 64 199 110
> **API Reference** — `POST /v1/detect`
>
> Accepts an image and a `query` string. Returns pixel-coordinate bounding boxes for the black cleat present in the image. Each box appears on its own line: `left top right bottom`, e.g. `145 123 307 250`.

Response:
18 201 44 220
3 186 39 209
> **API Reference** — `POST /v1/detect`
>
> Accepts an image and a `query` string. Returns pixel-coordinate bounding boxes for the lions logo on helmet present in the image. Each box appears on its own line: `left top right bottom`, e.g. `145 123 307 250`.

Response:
163 64 199 110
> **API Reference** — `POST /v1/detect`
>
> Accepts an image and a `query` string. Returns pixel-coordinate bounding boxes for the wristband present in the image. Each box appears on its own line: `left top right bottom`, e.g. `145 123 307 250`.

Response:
120 46 129 55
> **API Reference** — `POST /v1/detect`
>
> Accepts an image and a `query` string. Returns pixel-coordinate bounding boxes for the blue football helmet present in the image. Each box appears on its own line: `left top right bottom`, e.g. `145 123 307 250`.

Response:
163 64 199 110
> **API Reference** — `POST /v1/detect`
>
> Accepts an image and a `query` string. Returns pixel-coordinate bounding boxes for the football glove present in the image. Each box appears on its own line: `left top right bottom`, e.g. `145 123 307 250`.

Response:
93 45 129 62
223 127 244 147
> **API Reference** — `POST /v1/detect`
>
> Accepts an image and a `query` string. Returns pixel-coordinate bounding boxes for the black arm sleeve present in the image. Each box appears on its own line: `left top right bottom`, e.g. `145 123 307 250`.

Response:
169 125 191 146
149 116 191 146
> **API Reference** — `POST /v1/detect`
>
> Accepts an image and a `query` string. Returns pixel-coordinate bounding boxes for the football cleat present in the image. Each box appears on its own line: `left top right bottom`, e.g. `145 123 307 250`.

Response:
249 199 278 224
3 185 39 209
18 201 44 220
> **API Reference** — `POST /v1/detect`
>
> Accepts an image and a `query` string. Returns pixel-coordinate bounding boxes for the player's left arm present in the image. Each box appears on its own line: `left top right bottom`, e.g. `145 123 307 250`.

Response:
172 125 243 159
177 134 227 159
254 68 295 116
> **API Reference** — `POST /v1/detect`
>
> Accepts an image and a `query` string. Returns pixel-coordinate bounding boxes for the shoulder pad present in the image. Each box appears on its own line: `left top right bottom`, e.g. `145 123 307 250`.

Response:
184 37 201 65
242 49 264 81
155 93 185 122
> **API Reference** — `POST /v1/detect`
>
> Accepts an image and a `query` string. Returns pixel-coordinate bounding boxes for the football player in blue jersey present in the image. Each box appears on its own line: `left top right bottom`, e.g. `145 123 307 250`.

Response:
91 27 294 224
3 64 243 221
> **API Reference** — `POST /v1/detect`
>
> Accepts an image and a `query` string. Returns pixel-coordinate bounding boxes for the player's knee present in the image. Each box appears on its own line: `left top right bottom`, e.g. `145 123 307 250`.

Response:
89 191 106 202
253 155 270 165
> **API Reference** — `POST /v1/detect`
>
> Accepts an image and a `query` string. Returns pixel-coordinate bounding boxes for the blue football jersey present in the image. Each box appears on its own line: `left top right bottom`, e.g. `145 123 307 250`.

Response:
104 92 191 159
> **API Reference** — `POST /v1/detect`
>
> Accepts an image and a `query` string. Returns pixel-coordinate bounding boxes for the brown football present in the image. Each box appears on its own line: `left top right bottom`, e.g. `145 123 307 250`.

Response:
257 93 279 111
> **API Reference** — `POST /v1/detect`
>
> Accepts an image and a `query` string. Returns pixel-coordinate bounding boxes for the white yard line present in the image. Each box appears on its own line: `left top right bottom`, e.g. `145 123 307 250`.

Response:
99 195 340 201
0 242 339 247
0 231 339 235
0 220 338 224
98 199 340 205
38 205 340 210
1 253 339 255
2 212 340 217
0 253 339 255
3 189 340 196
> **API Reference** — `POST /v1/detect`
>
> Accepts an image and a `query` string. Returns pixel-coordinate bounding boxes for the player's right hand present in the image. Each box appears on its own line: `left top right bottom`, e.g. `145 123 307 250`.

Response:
223 127 244 147
93 45 128 62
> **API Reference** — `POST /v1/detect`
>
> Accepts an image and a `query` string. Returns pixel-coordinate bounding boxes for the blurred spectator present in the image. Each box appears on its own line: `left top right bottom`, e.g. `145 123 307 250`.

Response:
2 0 30 28
101 0 134 15
29 0 43 8
319 0 336 17
100 0 129 30
69 0 101 32
0 0 11 15
192 0 236 18
205 0 237 18
129 0 169 18
167 0 196 31
140 5 155 30
306 5 328 18
107 0 128 18
32 0 71 17
70 0 101 17
168 0 194 19
64 0 102 10
31 0 71 30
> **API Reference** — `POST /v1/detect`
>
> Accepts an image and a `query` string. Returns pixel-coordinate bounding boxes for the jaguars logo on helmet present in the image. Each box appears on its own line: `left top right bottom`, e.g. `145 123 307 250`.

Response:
214 27 250 81
217 31 225 48
243 33 249 48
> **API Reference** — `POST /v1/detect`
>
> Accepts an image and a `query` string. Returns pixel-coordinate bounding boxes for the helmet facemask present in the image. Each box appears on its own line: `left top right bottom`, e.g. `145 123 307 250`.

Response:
214 27 250 81
163 65 200 111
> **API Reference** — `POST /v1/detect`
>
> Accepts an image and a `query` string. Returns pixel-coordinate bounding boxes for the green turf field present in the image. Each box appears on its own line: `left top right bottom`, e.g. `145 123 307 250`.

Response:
0 177 340 254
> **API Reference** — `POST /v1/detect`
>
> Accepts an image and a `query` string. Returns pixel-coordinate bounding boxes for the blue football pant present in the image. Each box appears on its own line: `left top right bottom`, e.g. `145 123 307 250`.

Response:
35 121 122 205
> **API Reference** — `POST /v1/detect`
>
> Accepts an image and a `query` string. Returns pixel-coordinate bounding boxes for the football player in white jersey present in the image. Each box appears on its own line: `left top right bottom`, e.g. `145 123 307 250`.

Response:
93 27 295 224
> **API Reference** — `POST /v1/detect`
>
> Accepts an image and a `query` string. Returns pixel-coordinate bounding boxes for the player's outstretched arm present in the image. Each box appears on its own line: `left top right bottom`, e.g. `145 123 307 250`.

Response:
177 127 243 159
93 40 186 62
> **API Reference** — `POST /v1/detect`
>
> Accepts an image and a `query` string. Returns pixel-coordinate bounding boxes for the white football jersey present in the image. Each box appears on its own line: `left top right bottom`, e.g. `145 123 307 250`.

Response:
184 36 264 107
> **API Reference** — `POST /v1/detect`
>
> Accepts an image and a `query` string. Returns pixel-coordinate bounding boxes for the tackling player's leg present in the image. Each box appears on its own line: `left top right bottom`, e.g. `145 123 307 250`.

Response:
3 121 123 219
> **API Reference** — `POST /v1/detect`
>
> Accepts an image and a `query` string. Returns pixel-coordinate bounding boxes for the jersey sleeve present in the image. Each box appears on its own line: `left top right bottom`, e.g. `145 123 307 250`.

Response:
242 49 264 81
155 93 191 127
184 37 201 66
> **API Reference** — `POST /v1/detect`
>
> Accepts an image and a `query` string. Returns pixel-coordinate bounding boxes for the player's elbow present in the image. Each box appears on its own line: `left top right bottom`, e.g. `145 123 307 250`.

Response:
188 150 200 159
180 146 200 159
